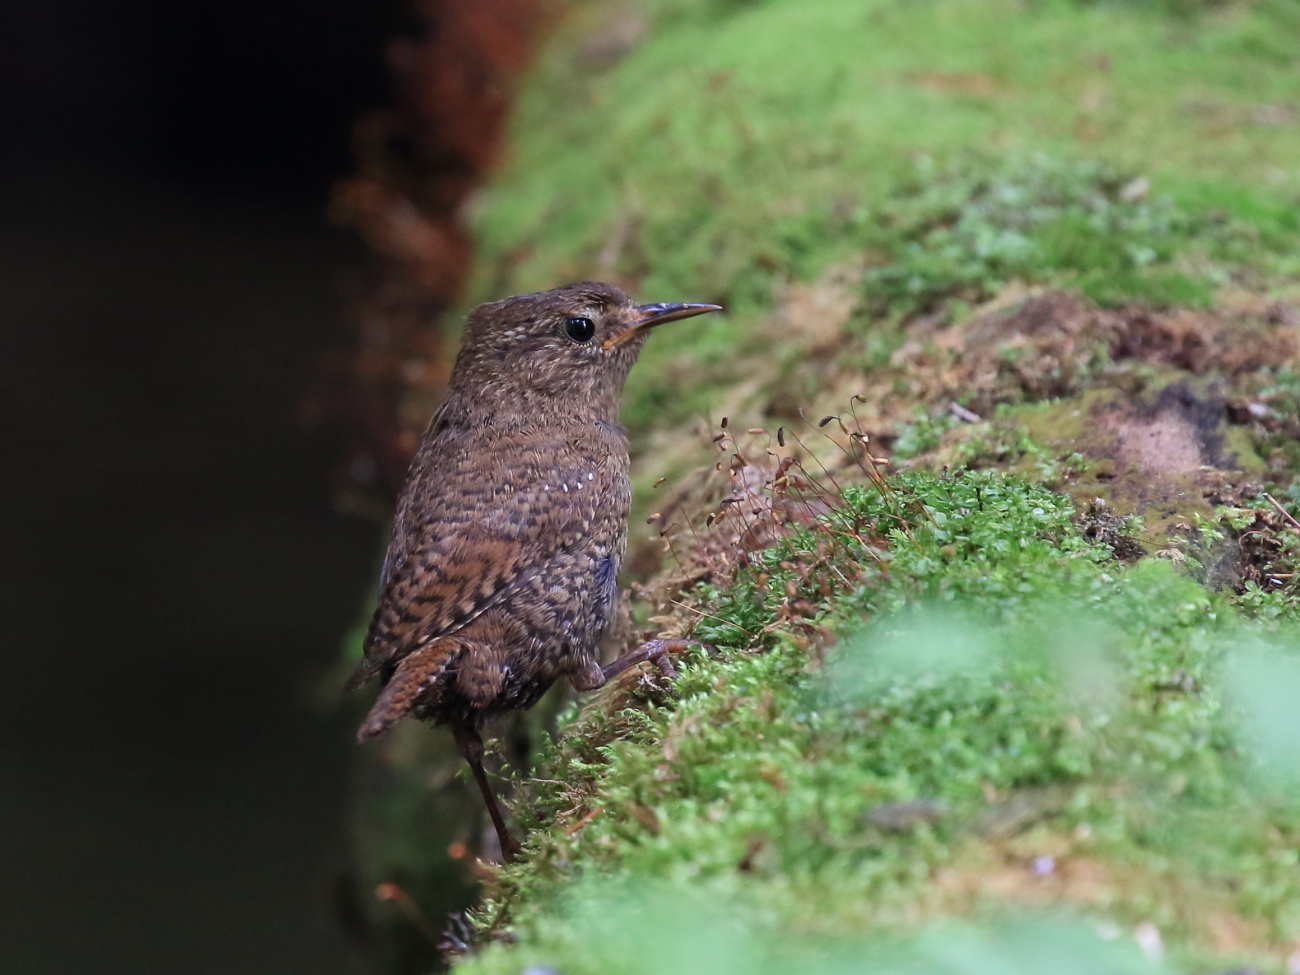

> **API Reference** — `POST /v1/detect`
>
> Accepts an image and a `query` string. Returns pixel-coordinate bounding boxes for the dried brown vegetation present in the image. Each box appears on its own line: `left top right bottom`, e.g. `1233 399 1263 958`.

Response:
785 286 1300 435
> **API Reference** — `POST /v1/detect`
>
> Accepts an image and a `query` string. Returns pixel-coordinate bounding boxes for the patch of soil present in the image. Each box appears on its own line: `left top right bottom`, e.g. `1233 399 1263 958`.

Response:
1111 304 1300 375
1179 481 1300 594
887 290 1299 420
647 281 1300 586
1111 383 1228 474
753 281 1300 586
1077 498 1146 562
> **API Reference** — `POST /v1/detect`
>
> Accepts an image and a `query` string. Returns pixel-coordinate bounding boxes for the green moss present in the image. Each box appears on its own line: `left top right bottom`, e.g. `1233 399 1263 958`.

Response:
1222 424 1267 474
857 154 1243 316
452 0 1300 458
455 472 1300 972
357 1 1300 969
472 0 1300 310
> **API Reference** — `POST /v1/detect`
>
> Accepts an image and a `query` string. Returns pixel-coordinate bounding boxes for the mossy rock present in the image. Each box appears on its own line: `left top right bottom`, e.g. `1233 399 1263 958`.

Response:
349 1 1300 972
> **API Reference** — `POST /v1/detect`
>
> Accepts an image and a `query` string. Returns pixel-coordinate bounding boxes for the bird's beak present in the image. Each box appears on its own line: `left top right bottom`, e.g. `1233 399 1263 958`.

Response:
602 302 723 350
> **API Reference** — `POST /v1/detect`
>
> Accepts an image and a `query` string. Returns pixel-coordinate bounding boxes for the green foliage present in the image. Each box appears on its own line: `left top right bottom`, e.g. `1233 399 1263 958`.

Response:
891 409 960 459
859 154 1226 314
458 471 1300 972
470 885 1163 975
1076 0 1253 16
473 0 1300 311
369 0 1300 968
461 0 1300 440
1227 642 1300 788
698 470 1113 646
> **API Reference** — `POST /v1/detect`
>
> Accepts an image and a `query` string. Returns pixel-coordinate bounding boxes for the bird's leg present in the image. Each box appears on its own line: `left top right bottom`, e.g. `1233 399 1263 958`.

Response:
449 717 523 863
568 658 607 692
567 639 695 694
601 638 693 682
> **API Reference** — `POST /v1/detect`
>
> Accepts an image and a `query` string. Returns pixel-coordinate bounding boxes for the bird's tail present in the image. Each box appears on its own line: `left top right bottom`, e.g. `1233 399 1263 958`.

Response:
355 638 462 741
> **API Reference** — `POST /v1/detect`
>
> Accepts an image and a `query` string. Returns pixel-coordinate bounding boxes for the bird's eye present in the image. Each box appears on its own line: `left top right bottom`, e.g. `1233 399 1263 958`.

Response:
564 316 596 343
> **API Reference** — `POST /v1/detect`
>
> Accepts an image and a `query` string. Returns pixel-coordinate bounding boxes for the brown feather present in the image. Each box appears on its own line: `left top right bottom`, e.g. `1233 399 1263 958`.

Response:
347 282 721 860
347 422 617 691
356 637 463 740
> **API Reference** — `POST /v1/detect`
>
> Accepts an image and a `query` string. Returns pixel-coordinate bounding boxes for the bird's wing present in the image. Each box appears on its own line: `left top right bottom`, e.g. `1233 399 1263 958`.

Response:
348 425 611 687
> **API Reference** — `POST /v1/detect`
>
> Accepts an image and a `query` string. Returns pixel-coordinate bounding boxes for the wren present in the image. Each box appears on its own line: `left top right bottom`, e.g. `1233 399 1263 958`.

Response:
349 282 721 860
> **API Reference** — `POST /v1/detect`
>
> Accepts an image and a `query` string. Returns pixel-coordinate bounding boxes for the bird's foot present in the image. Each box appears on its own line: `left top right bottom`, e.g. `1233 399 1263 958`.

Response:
497 830 524 864
601 637 696 682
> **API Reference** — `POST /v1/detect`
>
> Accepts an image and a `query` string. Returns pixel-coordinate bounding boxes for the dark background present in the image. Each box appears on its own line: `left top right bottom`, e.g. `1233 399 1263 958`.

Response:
0 2 406 971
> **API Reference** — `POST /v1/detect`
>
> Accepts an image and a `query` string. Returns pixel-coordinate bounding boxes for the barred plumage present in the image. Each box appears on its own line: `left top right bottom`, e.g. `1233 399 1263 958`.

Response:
348 282 721 859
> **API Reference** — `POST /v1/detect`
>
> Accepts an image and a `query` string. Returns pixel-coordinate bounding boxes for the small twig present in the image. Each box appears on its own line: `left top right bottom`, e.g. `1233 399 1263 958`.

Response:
792 412 850 498
661 472 705 552
1264 493 1300 532
565 806 603 835
668 598 758 637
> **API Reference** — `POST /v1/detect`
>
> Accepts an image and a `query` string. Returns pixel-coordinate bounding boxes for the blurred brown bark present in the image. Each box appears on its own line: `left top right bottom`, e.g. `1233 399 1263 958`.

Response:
327 0 548 502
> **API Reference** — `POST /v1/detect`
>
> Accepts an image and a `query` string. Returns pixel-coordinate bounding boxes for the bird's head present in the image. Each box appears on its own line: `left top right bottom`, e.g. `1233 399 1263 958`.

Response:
448 282 722 421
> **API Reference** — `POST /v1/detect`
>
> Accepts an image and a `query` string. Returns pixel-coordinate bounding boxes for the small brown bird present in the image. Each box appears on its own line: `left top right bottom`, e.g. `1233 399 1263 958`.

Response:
349 282 721 860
